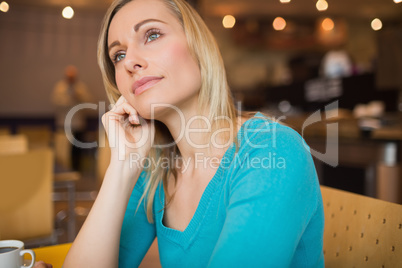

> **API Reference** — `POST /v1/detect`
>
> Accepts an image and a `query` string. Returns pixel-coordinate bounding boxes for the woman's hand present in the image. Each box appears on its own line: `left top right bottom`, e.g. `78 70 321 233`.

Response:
34 261 52 268
102 95 155 162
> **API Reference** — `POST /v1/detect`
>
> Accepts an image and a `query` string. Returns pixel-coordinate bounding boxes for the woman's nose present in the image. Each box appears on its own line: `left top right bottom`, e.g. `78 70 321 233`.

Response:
124 50 147 73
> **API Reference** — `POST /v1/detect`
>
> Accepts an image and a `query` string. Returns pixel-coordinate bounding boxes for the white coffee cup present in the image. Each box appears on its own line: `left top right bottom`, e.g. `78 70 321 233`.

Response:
0 240 35 268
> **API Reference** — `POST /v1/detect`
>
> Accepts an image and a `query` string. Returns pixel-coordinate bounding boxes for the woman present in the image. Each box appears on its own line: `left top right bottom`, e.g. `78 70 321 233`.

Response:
64 0 324 267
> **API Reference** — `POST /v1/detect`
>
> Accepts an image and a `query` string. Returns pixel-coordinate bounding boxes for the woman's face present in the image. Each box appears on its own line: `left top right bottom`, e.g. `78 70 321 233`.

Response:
108 0 202 120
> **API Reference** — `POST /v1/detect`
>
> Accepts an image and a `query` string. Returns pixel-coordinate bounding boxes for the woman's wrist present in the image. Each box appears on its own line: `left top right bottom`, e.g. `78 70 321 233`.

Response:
108 155 142 173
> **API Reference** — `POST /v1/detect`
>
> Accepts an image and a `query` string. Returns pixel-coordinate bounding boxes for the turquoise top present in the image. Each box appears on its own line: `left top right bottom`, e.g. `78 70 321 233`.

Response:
119 113 324 267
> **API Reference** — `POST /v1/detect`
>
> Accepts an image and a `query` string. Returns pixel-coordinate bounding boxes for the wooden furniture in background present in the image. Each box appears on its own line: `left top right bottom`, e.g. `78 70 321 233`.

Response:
53 171 80 242
285 113 402 203
321 185 402 267
54 130 72 170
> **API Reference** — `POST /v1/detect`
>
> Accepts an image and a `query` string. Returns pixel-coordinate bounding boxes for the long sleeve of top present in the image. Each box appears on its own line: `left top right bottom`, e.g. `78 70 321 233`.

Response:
119 113 325 268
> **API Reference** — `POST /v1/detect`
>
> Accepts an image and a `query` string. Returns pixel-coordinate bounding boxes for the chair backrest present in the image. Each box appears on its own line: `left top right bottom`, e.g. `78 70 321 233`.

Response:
0 148 54 241
0 134 28 155
17 125 53 149
0 127 11 136
321 185 402 268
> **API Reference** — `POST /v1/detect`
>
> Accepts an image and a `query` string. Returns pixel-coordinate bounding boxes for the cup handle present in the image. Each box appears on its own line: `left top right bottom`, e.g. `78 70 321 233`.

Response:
20 249 36 268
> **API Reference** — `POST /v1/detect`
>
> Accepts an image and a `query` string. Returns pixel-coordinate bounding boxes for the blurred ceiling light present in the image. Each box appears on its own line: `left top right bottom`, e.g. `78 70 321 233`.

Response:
280 0 291 3
322 18 334 31
371 18 382 31
222 15 236 28
273 17 286 31
316 0 328 11
0 1 9 12
393 0 402 3
62 6 74 19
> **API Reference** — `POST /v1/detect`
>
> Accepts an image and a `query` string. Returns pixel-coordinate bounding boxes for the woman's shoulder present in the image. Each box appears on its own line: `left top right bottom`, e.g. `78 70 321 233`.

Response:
227 112 320 203
237 112 306 152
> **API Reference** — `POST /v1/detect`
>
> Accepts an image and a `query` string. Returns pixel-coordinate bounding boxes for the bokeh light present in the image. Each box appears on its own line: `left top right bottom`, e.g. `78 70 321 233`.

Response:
222 15 236 28
316 0 328 11
322 18 334 31
62 6 74 19
371 18 382 31
273 17 286 31
0 1 9 13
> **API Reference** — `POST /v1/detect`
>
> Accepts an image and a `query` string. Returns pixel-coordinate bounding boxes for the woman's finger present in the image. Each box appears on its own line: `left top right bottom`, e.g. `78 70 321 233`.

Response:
111 102 140 124
34 261 53 268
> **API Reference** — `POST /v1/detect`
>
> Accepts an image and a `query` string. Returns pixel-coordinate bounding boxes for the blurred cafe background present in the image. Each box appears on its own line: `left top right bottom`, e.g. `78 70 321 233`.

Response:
0 0 401 248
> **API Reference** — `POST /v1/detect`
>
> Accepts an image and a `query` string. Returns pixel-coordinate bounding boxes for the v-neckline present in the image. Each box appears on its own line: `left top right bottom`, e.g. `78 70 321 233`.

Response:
159 144 233 233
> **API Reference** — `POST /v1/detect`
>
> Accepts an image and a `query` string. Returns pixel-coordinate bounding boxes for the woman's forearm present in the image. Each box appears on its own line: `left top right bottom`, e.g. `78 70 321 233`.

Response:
63 160 142 268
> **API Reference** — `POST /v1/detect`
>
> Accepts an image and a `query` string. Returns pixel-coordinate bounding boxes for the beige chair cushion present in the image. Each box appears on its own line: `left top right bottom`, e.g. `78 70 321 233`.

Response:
0 149 54 240
0 134 28 155
17 125 53 149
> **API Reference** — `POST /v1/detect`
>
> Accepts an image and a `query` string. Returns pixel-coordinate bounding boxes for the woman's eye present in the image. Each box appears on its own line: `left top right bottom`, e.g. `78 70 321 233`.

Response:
144 28 162 43
112 53 125 63
146 33 160 43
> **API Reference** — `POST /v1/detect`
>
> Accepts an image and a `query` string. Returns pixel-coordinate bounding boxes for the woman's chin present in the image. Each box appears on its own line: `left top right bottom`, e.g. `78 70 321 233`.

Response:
136 103 180 122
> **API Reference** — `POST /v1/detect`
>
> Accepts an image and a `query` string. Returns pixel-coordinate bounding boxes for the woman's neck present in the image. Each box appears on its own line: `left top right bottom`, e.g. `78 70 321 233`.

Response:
158 107 247 175
161 106 216 160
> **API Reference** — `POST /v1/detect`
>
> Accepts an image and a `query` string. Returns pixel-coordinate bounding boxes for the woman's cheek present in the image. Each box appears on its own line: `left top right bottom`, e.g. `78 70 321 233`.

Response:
115 72 127 95
115 71 122 88
166 41 190 63
172 42 201 90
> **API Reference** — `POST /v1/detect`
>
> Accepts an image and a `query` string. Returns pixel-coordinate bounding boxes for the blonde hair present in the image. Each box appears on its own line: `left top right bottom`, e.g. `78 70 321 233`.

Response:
98 0 237 222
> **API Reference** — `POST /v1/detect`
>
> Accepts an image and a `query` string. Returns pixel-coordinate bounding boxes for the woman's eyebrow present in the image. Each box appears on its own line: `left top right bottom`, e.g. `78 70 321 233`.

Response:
134 18 167 32
108 41 120 54
108 19 167 53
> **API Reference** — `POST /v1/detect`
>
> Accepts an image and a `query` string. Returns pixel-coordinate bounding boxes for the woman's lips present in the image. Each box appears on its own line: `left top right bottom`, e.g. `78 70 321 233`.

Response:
132 76 163 96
